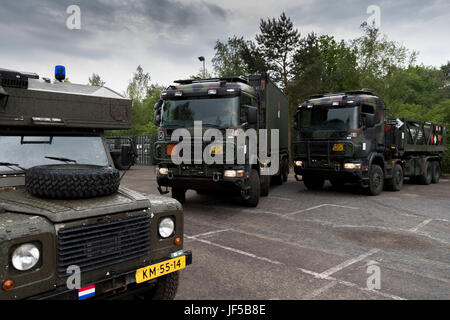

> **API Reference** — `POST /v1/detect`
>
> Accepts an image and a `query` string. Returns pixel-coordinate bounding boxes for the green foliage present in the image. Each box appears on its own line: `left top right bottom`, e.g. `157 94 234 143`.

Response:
88 73 105 86
255 12 300 94
212 36 249 77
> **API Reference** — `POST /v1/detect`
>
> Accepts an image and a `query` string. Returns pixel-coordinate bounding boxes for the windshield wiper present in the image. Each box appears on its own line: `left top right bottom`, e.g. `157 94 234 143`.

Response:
45 156 77 164
0 162 26 171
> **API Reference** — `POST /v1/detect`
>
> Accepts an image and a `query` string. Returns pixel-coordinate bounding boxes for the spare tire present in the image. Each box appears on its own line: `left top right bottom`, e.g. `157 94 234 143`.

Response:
25 164 120 199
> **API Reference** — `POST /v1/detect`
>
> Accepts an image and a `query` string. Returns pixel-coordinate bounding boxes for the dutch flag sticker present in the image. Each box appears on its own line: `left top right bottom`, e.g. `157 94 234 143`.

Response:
78 285 95 300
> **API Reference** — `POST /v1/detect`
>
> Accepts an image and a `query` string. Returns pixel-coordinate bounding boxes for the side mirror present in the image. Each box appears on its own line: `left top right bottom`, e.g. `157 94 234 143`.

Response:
154 100 163 126
246 106 257 125
121 145 133 166
365 114 376 128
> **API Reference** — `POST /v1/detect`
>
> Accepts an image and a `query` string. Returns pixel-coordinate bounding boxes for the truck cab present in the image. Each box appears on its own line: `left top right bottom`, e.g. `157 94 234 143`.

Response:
0 68 191 300
153 75 289 207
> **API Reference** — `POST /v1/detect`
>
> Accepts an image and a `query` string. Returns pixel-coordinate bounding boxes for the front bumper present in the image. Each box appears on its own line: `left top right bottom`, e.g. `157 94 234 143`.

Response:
156 164 248 192
29 250 192 300
293 161 369 185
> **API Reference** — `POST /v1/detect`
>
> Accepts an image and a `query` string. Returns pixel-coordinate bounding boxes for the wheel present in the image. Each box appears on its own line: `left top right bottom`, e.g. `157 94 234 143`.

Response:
140 272 179 300
243 169 260 207
329 178 346 188
172 188 186 204
281 158 289 183
25 164 120 199
260 174 270 197
303 174 325 190
431 161 441 184
418 161 433 185
386 164 403 191
366 164 384 196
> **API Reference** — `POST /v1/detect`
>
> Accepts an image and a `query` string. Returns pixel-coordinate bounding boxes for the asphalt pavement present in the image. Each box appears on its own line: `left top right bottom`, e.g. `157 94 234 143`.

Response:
121 166 450 300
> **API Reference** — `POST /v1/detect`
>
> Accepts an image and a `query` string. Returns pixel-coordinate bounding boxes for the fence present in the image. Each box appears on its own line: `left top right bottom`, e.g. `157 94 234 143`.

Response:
106 135 158 166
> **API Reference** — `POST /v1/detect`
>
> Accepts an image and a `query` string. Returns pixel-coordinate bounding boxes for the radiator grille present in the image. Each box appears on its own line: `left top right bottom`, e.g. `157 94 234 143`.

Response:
57 215 150 277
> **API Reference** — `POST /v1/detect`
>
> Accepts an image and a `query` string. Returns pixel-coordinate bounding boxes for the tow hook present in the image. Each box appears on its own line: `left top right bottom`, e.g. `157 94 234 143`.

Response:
168 171 174 180
213 172 221 182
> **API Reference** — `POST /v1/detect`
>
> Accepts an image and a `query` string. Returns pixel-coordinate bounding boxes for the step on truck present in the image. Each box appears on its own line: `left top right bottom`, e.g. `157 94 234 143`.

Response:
292 90 447 195
0 67 191 300
153 74 289 207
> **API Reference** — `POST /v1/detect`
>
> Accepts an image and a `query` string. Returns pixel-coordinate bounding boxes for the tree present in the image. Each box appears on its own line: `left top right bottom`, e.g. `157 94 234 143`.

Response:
255 12 301 94
212 36 249 77
88 73 105 86
126 65 152 101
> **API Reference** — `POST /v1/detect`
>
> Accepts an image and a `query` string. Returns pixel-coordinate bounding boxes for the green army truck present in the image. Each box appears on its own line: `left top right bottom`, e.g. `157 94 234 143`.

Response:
0 67 191 300
292 90 447 195
153 74 289 207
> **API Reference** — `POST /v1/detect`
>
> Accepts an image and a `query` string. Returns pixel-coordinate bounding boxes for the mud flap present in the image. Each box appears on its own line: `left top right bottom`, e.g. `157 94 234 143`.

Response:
157 185 170 195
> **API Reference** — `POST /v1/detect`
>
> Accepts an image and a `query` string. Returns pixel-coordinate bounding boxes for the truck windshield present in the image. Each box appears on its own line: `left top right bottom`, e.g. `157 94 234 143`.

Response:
0 136 109 173
299 106 359 131
161 97 239 128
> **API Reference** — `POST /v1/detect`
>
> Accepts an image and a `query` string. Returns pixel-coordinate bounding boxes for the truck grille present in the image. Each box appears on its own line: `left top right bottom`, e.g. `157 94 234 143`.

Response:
57 215 150 277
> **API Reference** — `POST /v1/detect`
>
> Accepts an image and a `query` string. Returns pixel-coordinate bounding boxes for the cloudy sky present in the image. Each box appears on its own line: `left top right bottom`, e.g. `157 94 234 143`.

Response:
1 0 448 94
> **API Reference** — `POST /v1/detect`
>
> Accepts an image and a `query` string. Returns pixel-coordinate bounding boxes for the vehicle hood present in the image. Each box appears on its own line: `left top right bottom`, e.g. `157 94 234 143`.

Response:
0 186 153 223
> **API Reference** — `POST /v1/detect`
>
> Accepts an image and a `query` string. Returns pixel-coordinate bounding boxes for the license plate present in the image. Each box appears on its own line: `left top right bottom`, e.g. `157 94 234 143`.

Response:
135 256 186 284
210 145 223 155
332 144 344 152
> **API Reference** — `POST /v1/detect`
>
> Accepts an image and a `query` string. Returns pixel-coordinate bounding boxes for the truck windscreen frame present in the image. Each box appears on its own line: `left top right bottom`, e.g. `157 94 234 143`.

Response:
298 106 360 131
161 96 240 128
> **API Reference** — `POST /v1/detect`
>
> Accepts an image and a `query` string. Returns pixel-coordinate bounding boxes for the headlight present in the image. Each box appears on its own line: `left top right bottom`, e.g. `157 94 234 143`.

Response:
344 163 362 170
159 217 175 238
159 167 169 175
295 161 303 167
224 170 237 178
11 243 40 271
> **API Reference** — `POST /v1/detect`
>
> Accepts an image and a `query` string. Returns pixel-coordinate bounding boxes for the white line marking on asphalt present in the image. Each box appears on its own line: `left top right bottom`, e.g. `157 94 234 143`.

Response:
188 236 284 265
286 204 360 216
188 235 406 300
302 281 338 300
409 219 432 232
267 196 293 201
187 228 233 239
317 248 380 279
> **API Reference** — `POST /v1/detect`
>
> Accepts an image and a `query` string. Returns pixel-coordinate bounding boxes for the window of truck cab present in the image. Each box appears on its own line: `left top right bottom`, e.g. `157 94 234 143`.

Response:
161 96 240 128
299 105 360 131
0 135 109 172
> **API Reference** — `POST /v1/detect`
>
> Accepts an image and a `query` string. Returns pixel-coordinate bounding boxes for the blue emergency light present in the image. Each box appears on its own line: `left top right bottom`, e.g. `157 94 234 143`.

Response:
55 65 66 82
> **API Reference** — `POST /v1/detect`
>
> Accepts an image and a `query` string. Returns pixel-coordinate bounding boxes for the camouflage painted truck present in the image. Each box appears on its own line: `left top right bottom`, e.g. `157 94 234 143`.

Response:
0 67 191 300
153 75 289 207
292 90 447 195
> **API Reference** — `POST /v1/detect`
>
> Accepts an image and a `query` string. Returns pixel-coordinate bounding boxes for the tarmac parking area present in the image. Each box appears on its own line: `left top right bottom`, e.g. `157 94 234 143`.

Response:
122 166 450 300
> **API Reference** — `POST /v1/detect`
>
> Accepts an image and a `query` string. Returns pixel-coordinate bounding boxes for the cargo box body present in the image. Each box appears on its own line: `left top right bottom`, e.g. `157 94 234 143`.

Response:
0 77 131 130
249 74 289 154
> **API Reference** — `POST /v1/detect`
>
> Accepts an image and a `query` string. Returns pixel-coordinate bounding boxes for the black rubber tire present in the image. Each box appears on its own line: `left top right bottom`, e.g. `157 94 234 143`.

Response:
281 158 289 183
243 169 260 207
418 161 433 185
431 161 441 184
144 272 179 300
386 164 403 191
303 174 325 190
260 174 270 197
172 188 186 204
366 164 384 196
25 164 120 199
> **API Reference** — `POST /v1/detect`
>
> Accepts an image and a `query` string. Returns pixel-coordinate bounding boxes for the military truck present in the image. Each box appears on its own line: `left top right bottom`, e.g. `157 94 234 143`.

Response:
292 90 447 195
0 67 191 300
153 74 289 207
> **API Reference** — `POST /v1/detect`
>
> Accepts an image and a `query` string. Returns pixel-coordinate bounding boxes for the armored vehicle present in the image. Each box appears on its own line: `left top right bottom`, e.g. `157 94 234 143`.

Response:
292 90 447 195
153 74 289 207
0 67 191 300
